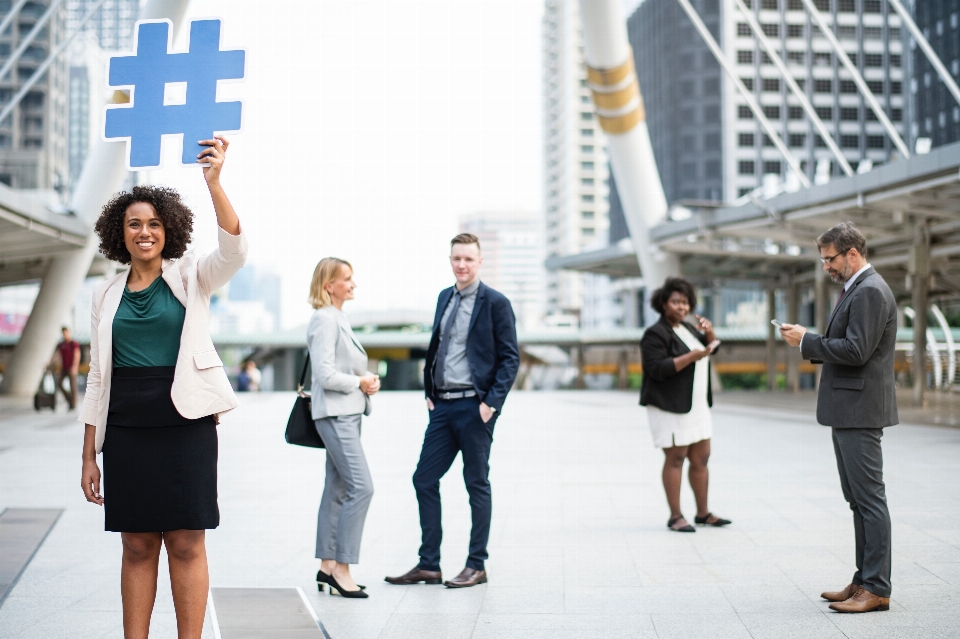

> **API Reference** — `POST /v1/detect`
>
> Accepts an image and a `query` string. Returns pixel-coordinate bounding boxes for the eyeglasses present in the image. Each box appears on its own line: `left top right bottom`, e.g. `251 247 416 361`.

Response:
820 248 850 265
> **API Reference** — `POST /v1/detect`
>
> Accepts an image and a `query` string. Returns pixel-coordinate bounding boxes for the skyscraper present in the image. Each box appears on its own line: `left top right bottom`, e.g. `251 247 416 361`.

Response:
542 0 613 323
0 0 69 192
910 0 960 148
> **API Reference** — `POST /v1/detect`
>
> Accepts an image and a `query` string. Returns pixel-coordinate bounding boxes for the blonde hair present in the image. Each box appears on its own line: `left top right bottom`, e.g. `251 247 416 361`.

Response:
308 258 353 309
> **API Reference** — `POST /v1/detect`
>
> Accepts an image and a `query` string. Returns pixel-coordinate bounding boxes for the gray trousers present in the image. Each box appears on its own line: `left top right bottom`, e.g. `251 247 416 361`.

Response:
832 427 892 598
315 414 374 564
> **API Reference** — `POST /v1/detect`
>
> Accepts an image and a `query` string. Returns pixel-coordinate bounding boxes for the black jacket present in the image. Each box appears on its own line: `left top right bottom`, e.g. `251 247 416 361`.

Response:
639 318 714 413
424 281 520 413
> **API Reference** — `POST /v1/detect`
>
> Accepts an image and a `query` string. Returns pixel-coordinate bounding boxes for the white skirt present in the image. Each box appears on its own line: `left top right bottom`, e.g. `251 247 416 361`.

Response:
646 404 712 448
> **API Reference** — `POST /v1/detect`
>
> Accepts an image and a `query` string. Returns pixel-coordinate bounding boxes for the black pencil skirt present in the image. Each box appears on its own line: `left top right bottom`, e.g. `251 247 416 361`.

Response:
102 367 219 533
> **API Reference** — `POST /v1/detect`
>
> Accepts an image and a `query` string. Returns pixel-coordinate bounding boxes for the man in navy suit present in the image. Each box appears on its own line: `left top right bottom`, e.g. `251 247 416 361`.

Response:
385 233 519 588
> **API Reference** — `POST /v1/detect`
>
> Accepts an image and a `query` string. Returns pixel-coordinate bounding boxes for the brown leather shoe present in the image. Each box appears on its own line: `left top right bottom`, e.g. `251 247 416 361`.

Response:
821 583 859 602
828 586 890 613
384 566 442 585
444 567 487 588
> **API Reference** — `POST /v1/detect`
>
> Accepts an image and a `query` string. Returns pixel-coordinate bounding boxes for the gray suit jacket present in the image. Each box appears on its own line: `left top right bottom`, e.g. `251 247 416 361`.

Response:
307 306 372 419
801 267 898 429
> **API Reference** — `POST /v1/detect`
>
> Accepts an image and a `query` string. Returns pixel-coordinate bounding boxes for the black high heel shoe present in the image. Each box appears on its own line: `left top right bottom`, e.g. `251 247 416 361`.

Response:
325 572 369 598
317 570 366 593
667 515 696 532
694 512 732 527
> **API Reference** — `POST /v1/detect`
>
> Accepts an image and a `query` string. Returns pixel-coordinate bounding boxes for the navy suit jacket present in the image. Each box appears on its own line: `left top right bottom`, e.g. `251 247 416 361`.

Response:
424 281 520 412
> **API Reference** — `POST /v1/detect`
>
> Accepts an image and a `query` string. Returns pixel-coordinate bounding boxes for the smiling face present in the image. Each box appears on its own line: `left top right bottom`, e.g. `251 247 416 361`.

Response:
450 242 482 289
123 202 165 265
325 264 356 306
662 291 692 326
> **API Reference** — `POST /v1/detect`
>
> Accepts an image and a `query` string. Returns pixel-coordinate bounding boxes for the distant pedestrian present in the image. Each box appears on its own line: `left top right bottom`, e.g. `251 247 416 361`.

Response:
79 137 246 638
780 222 897 614
308 257 379 598
237 360 261 392
54 326 80 410
640 277 730 533
386 233 519 589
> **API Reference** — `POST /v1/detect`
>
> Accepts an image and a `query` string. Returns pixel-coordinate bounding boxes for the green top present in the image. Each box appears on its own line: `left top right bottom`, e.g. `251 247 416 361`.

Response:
112 276 185 368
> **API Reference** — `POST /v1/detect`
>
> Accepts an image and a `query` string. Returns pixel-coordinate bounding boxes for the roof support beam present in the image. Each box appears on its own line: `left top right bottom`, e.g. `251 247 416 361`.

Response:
0 0 66 86
676 0 811 188
0 0 31 40
732 0 853 176
798 0 910 158
887 0 960 111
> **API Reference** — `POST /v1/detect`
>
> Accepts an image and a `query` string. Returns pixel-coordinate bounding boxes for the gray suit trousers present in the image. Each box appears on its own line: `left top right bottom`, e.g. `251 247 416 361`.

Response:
315 415 374 564
832 428 892 597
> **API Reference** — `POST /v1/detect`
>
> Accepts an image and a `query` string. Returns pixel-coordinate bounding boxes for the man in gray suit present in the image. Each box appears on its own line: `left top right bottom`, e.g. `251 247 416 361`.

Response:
781 222 897 614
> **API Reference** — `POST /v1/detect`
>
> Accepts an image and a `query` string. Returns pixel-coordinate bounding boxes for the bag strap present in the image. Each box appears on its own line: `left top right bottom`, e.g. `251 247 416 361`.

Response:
297 352 310 392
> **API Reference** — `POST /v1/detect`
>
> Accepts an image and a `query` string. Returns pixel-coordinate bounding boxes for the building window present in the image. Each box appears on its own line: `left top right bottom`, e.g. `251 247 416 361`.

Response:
940 112 948 128
815 106 833 120
738 187 753 197
737 50 754 64
892 108 903 121
581 161 595 170
867 80 884 94
841 135 859 148
763 78 780 92
581 145 594 153
738 105 754 119
703 105 720 123
787 24 804 38
761 52 773 65
581 129 594 137
866 135 885 149
789 133 806 147
763 105 781 119
680 80 695 97
762 23 778 37
739 160 756 175
580 112 593 121
581 194 594 203
703 78 719 96
814 79 832 93
763 161 781 175
763 134 774 147
864 0 881 12
840 107 859 121
840 80 857 94
864 53 883 68
866 108 878 121
890 54 901 67
815 135 827 148
737 23 751 37
787 51 805 65
739 132 755 147
789 106 804 120
813 52 831 66
837 25 857 39
582 228 595 236
838 0 855 11
741 77 754 91
863 26 882 39
581 178 594 186
761 0 778 9
954 107 960 123
891 82 902 95
704 132 721 150
681 162 697 177
581 210 595 219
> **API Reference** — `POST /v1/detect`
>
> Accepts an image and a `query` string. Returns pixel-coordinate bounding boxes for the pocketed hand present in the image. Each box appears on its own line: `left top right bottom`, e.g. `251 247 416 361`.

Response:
479 402 495 423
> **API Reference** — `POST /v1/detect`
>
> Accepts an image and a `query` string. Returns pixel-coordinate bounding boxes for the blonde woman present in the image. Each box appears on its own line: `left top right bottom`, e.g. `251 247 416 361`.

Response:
308 258 380 598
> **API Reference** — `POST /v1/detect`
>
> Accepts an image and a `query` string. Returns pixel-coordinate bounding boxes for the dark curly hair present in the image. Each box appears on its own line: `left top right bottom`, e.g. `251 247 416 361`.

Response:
94 185 194 264
650 277 697 314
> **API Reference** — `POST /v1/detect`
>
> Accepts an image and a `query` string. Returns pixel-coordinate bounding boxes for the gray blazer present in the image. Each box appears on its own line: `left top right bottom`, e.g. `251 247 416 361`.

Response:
801 267 899 429
307 306 372 419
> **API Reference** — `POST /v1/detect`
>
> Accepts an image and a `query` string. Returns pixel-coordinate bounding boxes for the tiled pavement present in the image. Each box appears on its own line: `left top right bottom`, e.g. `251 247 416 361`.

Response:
1 390 959 638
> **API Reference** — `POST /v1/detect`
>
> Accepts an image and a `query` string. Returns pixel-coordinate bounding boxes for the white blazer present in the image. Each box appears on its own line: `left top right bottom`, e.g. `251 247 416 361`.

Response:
79 226 248 453
307 306 372 419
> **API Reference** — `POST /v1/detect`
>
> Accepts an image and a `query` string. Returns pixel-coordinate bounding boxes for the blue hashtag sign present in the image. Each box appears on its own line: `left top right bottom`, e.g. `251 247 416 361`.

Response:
104 19 245 170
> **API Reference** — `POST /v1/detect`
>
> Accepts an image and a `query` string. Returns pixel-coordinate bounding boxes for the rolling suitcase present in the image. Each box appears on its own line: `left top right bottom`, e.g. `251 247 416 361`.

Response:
34 369 56 411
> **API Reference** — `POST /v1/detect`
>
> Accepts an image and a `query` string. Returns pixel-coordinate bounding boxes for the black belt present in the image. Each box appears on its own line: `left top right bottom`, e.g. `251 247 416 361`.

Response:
436 389 477 400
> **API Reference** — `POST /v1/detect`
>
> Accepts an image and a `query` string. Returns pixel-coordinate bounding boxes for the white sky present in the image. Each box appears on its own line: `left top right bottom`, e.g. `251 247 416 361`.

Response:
146 0 546 329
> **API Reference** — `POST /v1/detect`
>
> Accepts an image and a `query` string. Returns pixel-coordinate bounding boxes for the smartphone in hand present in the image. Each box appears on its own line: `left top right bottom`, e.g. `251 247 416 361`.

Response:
770 319 783 329
707 339 720 353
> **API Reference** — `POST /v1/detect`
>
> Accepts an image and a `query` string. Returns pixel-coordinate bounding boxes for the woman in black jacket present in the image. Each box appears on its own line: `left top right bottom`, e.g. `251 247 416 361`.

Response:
640 277 731 532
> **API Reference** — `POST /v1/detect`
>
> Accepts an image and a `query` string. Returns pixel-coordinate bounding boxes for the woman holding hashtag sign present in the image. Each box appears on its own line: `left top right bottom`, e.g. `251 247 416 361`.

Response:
79 137 245 639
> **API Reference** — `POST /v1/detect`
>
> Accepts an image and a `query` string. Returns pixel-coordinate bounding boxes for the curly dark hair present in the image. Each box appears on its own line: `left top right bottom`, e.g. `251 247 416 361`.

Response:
650 277 697 314
94 185 194 264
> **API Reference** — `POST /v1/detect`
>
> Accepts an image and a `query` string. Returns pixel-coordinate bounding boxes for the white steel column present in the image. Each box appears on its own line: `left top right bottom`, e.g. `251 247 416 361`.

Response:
798 0 910 158
887 0 960 110
732 0 853 176
675 0 811 187
577 0 678 326
0 0 191 397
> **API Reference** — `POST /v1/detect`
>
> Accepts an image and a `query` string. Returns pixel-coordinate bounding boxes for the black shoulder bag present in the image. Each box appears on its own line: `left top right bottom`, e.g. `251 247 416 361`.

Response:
285 354 325 448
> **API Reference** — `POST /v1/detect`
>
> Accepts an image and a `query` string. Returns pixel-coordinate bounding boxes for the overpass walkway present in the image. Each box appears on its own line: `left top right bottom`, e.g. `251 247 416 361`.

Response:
0 391 959 638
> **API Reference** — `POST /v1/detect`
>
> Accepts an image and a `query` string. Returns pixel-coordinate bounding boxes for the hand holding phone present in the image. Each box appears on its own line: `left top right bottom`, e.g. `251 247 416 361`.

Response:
707 339 720 353
770 319 783 329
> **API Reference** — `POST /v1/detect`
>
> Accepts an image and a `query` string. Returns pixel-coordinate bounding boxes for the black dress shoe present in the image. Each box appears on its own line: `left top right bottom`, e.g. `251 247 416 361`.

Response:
385 566 443 585
694 512 732 527
444 567 487 588
317 570 365 592
667 515 696 532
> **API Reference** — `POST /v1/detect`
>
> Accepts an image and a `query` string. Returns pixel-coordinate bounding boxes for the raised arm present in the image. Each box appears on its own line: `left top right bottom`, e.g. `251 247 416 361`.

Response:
195 136 248 294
